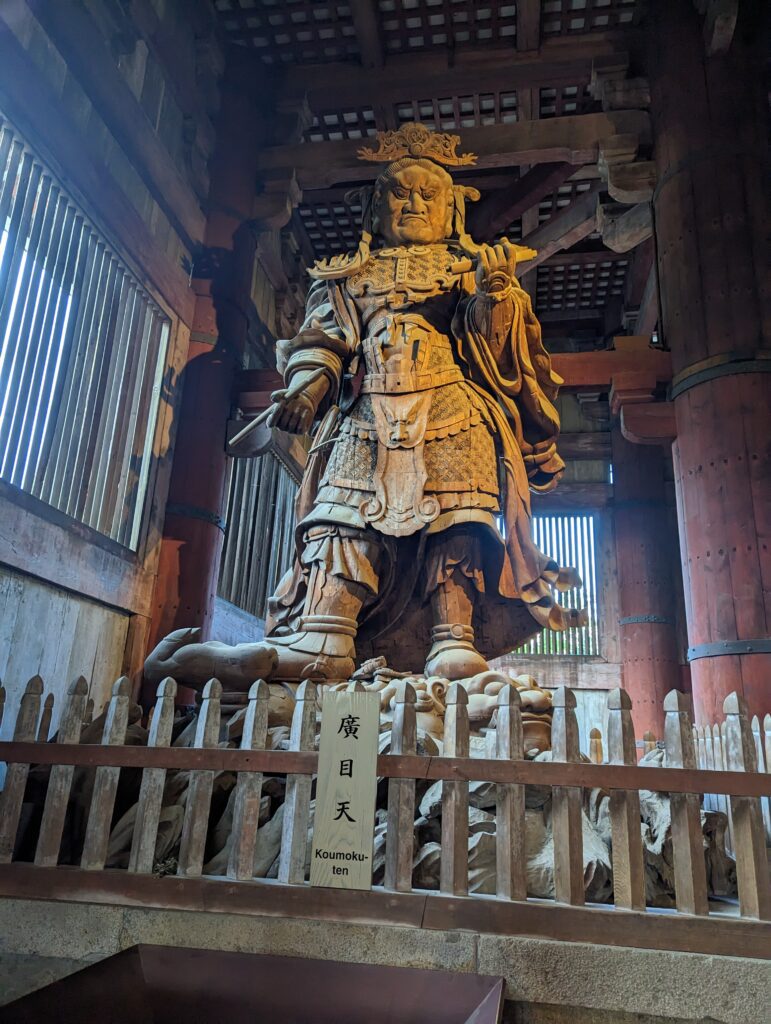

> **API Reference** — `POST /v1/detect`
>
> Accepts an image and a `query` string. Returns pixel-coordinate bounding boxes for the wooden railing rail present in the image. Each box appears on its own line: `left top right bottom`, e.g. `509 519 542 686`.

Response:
0 675 769 943
0 742 767 797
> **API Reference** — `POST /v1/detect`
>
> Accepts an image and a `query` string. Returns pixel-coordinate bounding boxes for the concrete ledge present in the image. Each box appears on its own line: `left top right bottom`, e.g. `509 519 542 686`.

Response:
1 897 769 1022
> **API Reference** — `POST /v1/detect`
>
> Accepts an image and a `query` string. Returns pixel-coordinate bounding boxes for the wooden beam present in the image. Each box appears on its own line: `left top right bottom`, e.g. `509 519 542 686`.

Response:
635 264 659 337
517 0 541 51
624 237 654 309
258 111 652 189
468 163 575 241
532 481 613 509
539 309 603 324
2 742 768 798
27 0 206 249
0 482 155 616
552 337 671 391
350 0 384 68
0 15 195 325
543 249 628 267
519 183 603 273
558 432 612 460
597 201 652 253
280 37 626 110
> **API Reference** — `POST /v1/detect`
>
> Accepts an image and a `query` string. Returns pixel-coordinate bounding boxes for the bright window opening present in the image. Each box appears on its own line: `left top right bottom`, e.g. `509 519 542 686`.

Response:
0 114 170 549
517 512 600 656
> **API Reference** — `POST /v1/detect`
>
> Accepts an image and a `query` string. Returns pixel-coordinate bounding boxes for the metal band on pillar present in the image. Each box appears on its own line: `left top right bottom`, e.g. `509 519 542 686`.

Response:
669 351 771 400
687 639 771 662
619 615 673 625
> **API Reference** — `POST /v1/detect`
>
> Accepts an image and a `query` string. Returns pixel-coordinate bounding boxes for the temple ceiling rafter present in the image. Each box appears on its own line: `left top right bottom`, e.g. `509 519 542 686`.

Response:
210 0 655 350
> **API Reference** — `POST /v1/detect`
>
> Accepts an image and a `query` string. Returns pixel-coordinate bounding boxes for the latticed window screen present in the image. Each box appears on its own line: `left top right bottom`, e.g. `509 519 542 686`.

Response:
0 113 170 550
218 453 298 621
518 513 600 656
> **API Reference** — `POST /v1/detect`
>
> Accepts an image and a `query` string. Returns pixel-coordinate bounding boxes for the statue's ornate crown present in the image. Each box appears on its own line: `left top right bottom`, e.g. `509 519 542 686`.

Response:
357 122 477 167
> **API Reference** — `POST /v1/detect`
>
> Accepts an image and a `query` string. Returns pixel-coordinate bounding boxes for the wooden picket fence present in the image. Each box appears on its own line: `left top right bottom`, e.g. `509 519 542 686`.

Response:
0 676 769 960
693 714 771 854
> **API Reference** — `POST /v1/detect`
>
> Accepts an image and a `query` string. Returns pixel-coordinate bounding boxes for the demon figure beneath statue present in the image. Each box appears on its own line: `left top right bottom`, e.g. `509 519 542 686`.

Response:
146 123 585 691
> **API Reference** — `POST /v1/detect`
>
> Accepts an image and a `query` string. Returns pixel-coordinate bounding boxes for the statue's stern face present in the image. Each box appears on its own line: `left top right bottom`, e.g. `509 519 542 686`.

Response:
378 165 452 246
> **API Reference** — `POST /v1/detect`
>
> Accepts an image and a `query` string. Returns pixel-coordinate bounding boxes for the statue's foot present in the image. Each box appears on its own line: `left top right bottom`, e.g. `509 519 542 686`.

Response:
144 628 278 690
267 615 356 684
424 623 489 681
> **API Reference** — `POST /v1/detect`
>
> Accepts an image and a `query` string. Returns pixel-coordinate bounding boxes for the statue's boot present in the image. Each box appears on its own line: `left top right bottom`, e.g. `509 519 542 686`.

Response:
424 622 489 680
264 613 357 684
424 545 488 680
266 557 370 684
144 627 278 689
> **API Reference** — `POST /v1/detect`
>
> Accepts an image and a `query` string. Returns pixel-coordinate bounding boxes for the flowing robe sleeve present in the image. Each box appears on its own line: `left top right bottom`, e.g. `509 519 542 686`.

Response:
452 277 583 631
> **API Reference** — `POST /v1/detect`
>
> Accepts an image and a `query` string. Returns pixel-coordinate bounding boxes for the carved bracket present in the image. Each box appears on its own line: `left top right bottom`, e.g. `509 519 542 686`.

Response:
621 402 677 446
253 170 303 232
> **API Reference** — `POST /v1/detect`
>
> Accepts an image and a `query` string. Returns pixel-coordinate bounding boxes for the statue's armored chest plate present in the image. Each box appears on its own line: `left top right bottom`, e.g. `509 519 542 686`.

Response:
346 245 458 307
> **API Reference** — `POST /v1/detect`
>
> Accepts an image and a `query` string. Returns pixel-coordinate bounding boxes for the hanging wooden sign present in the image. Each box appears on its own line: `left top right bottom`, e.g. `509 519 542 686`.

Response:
310 688 380 890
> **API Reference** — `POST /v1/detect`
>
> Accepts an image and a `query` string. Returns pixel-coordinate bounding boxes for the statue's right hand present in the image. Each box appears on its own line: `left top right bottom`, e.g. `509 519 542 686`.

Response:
266 389 317 434
265 368 330 434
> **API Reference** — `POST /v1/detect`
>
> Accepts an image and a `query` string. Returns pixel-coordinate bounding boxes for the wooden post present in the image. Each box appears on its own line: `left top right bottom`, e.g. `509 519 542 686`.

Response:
711 721 733 853
649 1 771 723
37 693 54 743
495 683 526 901
81 677 131 870
278 680 316 884
663 689 708 915
722 693 771 920
177 679 222 877
551 686 584 905
0 676 43 863
144 51 283 707
226 679 270 880
589 727 603 764
83 697 94 727
440 682 469 896
642 730 656 755
128 677 177 873
35 677 88 867
700 724 715 813
607 688 646 910
750 714 771 843
384 681 417 893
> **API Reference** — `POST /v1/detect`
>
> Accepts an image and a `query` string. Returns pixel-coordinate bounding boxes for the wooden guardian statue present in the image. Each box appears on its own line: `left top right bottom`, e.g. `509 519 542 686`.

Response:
147 123 585 689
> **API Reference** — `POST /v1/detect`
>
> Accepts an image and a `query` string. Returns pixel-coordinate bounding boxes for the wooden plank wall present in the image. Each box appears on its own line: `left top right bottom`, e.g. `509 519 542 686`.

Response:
0 1 222 685
0 566 129 784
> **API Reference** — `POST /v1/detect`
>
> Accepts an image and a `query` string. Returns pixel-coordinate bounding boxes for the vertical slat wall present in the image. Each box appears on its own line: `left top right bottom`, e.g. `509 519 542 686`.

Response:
518 513 600 656
218 451 298 620
0 113 170 551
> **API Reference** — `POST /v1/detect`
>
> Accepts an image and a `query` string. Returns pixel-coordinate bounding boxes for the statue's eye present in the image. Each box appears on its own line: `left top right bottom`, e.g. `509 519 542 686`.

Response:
422 190 436 200
392 188 408 200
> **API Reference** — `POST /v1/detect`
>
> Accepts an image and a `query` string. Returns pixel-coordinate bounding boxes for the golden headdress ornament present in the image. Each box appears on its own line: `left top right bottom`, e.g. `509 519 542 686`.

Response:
357 122 477 167
307 123 535 281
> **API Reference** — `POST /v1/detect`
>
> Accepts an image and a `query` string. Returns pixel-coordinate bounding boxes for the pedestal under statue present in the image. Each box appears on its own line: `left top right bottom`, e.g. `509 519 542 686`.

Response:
147 123 584 693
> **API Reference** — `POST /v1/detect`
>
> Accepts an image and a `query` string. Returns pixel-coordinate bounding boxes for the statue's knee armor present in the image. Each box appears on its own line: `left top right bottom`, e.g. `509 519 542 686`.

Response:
301 524 382 599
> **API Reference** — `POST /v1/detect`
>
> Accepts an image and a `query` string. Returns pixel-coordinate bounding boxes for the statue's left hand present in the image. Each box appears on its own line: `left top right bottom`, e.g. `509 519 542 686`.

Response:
474 239 517 296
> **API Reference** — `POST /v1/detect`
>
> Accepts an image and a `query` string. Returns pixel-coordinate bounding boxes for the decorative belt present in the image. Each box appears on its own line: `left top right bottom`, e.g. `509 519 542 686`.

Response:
361 366 463 394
